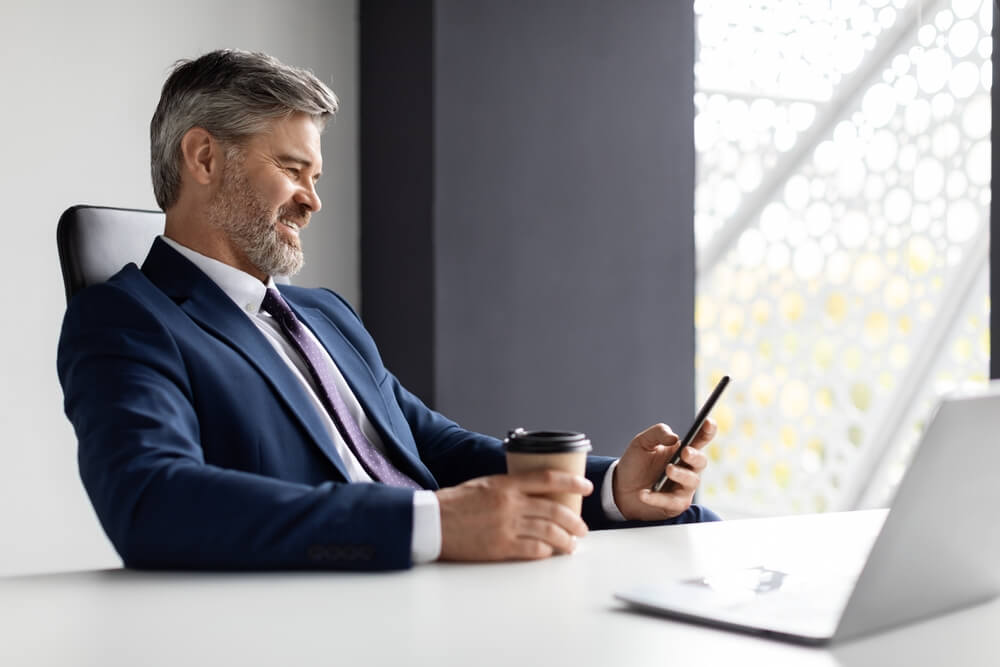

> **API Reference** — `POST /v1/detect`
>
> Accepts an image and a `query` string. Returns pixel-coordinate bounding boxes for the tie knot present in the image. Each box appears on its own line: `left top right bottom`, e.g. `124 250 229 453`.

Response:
261 288 296 326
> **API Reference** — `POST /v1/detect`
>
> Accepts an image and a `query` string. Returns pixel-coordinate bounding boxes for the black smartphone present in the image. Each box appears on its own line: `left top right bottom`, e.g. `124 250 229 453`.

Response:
650 375 730 492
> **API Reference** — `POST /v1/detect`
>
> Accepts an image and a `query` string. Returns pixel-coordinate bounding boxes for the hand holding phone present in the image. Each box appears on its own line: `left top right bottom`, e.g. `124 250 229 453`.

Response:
650 375 729 493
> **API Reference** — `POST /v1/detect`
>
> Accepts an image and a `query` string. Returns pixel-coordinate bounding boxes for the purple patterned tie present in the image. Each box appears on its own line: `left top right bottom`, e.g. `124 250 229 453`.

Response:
261 288 420 489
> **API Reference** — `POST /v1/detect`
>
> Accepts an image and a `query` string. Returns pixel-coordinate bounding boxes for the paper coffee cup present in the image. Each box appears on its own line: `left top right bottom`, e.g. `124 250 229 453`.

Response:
503 429 592 515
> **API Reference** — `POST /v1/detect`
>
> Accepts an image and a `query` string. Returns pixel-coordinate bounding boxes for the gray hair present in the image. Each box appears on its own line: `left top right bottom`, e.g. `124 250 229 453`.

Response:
150 49 339 210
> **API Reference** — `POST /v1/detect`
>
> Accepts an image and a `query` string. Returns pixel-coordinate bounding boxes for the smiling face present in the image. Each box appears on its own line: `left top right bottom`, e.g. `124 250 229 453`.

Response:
206 112 324 279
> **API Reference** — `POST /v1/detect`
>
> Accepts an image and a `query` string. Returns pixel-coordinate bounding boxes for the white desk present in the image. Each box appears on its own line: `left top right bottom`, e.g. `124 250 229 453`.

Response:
2 511 998 666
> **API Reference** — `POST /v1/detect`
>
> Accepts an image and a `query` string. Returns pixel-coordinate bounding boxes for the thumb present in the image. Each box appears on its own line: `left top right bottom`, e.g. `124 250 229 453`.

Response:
633 423 680 451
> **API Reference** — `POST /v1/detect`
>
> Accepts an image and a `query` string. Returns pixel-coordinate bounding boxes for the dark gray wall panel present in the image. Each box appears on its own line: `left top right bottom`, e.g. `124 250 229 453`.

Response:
432 0 695 454
360 0 436 402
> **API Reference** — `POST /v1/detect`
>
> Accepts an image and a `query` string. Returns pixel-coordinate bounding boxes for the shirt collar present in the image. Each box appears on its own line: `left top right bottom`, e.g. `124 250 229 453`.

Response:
160 235 276 314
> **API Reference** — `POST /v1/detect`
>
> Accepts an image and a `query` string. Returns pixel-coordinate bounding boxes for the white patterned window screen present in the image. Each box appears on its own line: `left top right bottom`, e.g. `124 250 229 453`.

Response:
694 0 992 517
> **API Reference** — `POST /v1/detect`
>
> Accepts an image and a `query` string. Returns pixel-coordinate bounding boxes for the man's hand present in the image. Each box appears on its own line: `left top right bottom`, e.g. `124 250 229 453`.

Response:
611 420 716 521
435 471 593 561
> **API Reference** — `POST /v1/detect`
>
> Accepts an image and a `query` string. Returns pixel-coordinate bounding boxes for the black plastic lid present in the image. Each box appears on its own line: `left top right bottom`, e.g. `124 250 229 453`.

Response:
503 428 592 453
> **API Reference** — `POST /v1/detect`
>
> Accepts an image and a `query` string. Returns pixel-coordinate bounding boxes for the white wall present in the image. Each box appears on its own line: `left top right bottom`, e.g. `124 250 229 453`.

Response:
0 0 358 576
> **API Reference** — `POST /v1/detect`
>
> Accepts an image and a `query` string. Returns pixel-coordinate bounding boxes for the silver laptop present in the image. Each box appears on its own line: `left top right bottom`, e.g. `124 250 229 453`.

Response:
615 383 1000 644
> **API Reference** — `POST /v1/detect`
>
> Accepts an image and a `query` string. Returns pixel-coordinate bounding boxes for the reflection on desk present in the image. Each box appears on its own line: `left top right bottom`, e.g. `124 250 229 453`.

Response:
1 511 997 667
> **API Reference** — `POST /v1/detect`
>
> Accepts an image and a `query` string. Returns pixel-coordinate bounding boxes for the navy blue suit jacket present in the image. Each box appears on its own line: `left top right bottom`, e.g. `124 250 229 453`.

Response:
58 239 629 570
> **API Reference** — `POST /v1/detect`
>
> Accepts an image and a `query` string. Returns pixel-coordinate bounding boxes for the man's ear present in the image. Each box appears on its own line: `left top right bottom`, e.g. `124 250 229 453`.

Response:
179 127 221 186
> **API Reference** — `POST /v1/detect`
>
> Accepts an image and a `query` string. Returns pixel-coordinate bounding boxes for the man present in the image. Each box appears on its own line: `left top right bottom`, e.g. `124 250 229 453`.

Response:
57 49 718 571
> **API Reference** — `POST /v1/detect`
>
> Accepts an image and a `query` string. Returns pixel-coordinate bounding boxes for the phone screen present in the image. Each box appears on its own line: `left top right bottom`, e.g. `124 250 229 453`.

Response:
650 375 730 492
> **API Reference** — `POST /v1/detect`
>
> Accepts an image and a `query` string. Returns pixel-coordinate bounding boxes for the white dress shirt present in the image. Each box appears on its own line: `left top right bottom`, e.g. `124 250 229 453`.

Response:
161 236 625 563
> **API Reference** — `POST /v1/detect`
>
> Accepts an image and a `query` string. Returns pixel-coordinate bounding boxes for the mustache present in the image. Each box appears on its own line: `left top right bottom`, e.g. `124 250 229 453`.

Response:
277 203 311 228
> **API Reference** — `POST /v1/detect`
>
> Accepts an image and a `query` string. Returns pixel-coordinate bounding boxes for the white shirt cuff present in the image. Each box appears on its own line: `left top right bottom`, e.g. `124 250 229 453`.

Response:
601 459 627 522
410 490 442 563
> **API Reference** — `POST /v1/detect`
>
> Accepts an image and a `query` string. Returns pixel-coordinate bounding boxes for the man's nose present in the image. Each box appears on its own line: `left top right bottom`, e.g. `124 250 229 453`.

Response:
296 182 322 214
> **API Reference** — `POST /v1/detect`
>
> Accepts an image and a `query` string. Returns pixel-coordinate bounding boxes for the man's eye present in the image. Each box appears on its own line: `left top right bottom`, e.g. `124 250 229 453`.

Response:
285 167 301 177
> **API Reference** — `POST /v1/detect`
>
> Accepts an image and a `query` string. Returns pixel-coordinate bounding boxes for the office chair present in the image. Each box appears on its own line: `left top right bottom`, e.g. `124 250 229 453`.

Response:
56 205 166 304
56 204 292 304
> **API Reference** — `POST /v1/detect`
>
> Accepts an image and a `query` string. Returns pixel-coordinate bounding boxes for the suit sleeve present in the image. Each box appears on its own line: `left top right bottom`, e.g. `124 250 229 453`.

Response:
381 368 621 529
58 285 416 571
302 287 624 529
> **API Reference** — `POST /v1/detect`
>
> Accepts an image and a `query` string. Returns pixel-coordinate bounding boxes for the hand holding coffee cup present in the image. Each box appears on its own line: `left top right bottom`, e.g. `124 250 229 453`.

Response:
503 428 593 516
435 435 591 561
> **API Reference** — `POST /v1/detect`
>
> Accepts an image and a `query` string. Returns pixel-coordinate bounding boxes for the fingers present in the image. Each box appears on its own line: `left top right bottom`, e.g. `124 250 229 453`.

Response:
663 462 700 489
632 419 716 455
658 446 705 487
511 479 589 556
633 423 679 451
636 486 693 515
521 495 589 538
510 539 554 560
611 419 716 522
516 517 578 554
437 476 590 562
692 417 717 449
507 469 593 497
677 443 708 473
514 494 590 555
640 449 703 515
500 473 591 558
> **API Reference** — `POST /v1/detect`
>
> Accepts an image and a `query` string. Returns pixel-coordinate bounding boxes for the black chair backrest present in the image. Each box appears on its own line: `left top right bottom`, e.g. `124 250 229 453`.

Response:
56 205 166 304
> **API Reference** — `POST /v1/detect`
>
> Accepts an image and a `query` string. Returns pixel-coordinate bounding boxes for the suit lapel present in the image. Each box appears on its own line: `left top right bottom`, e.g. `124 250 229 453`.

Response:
292 303 435 488
142 239 354 480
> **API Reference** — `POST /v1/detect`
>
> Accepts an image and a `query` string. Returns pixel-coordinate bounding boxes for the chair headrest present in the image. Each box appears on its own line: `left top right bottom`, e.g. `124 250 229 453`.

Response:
56 205 165 303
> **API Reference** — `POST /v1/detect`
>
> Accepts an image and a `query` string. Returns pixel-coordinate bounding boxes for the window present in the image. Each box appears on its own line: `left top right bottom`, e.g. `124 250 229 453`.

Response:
694 0 992 516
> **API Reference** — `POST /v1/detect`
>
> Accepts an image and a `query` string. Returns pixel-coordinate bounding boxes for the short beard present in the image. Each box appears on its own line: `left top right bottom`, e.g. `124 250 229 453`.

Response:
206 150 305 278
